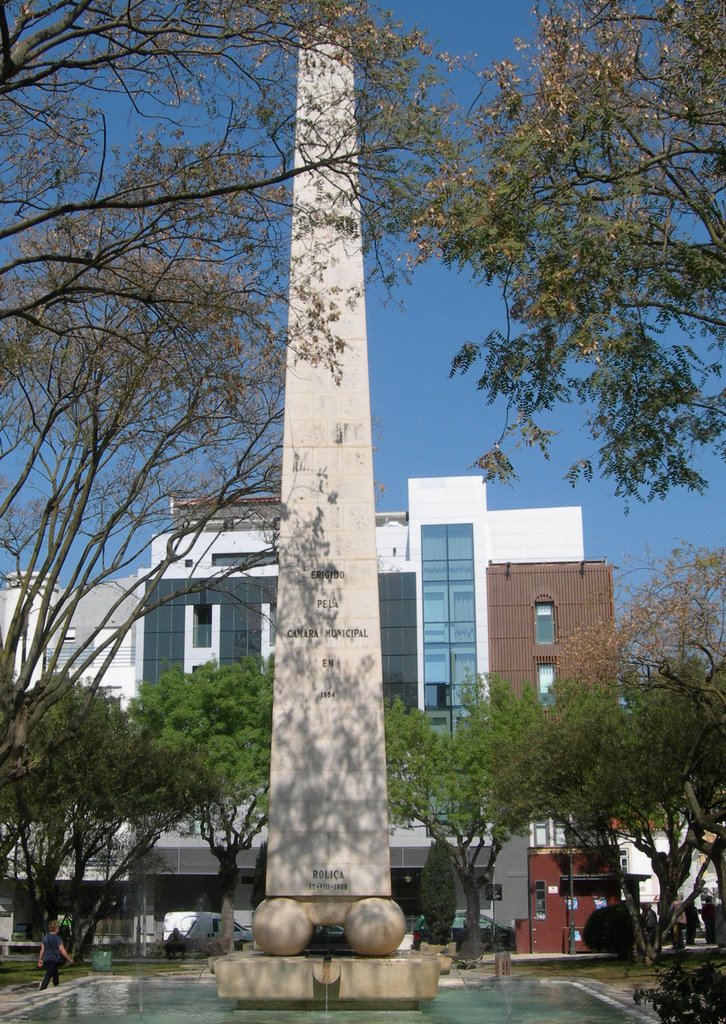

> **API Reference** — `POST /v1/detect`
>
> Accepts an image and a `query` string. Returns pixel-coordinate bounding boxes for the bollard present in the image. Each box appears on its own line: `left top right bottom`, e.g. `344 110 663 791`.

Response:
494 952 511 977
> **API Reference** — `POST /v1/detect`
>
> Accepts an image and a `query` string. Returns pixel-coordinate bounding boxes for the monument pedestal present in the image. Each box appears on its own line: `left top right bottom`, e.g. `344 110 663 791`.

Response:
212 950 441 1010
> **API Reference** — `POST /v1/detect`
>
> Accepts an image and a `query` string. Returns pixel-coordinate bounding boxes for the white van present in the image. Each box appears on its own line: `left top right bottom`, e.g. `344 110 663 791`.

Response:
163 911 252 943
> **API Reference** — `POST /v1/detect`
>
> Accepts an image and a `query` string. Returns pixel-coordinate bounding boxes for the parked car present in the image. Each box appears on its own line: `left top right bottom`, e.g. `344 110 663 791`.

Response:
450 912 515 951
410 914 457 949
162 911 252 946
233 922 254 947
305 925 350 951
412 915 430 950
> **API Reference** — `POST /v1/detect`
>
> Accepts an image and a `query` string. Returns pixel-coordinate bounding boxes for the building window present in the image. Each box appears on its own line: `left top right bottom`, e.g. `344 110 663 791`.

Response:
535 601 555 644
212 551 276 567
533 822 549 847
620 849 629 873
535 881 547 917
193 604 212 648
212 553 241 566
537 664 556 705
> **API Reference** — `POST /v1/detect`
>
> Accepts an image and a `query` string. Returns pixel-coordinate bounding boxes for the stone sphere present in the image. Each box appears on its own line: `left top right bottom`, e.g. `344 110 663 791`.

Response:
344 898 406 956
253 898 313 956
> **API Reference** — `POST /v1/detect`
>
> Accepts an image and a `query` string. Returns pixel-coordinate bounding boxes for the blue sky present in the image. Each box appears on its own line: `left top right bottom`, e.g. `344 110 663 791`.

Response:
365 0 724 578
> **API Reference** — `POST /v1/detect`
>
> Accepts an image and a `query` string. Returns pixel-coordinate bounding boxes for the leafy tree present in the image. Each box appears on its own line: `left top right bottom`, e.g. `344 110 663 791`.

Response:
620 547 725 718
134 657 273 952
507 675 725 961
420 839 457 945
0 1 449 786
621 545 726 910
385 680 538 956
3 686 200 955
427 0 725 499
564 545 726 909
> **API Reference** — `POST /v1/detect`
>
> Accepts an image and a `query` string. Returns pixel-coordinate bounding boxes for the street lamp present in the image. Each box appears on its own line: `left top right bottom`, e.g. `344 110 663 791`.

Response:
568 850 576 955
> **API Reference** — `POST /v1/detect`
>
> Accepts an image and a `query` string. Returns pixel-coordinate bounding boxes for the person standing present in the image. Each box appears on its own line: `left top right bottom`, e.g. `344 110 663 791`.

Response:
37 920 74 990
640 904 657 946
685 902 700 945
669 899 687 950
701 896 716 944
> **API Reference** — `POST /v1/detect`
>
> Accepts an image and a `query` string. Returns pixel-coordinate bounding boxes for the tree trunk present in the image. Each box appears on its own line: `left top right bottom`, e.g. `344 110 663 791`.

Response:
456 859 483 958
215 845 240 954
450 837 502 959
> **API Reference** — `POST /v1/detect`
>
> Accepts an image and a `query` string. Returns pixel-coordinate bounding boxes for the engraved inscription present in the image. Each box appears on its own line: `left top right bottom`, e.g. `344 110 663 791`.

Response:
286 627 369 640
308 868 348 893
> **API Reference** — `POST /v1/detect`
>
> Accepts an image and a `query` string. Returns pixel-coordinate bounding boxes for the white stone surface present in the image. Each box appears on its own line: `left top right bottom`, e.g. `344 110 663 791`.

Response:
265 44 392 905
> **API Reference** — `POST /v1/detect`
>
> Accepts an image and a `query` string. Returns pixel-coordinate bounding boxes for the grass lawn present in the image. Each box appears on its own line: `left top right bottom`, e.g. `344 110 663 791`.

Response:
511 950 726 989
0 959 207 988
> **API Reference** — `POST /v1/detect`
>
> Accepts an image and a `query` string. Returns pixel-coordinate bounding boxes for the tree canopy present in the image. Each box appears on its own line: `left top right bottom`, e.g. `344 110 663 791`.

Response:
0 1 450 784
426 0 725 499
509 675 724 960
133 657 273 950
565 545 726 906
385 680 539 956
3 685 200 954
525 545 726 956
619 546 726 907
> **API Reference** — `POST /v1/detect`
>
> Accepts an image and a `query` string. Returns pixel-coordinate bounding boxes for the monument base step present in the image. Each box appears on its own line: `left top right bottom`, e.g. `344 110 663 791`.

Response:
211 949 441 1009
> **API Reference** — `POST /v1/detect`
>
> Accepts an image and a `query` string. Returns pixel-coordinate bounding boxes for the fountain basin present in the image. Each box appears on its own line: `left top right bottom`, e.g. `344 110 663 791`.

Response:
211 950 441 1009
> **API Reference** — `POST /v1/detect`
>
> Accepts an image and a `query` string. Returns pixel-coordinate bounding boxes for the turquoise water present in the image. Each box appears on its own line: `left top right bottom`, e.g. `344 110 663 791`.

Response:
8 977 650 1023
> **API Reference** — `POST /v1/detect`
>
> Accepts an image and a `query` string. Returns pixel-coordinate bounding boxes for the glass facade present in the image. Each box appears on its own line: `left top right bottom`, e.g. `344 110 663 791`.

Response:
422 524 476 730
142 578 276 683
379 572 418 708
143 574 418 699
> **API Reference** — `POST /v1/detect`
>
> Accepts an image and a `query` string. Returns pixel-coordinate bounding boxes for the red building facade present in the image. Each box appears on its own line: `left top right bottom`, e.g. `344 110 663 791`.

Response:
516 848 621 953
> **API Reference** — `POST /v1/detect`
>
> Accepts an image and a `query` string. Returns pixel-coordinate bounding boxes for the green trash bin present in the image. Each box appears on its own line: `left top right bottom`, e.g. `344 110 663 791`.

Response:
91 949 113 972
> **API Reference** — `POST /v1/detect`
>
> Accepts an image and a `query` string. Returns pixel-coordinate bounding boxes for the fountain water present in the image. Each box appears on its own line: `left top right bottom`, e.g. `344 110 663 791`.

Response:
5 976 653 1023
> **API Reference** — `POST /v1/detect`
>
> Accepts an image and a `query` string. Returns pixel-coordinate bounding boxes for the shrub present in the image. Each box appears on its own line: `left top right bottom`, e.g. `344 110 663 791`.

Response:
420 839 456 945
634 962 726 1024
250 842 267 910
583 903 634 959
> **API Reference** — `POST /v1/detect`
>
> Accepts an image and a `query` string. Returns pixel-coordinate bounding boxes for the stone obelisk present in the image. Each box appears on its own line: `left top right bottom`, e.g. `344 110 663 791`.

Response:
252 42 405 959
